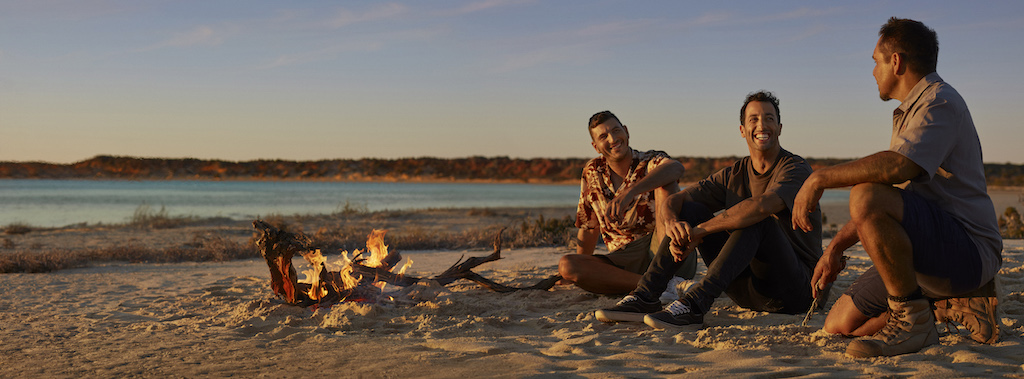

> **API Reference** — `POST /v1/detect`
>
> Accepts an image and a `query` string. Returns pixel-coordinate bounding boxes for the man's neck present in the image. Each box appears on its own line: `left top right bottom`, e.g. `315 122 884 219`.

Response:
893 72 928 103
749 147 780 174
606 148 634 186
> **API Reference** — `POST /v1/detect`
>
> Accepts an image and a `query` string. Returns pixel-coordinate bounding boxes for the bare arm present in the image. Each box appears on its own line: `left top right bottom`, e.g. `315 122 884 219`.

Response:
793 151 924 232
576 224 600 255
660 188 785 260
811 222 859 299
666 192 786 257
607 160 684 221
695 193 785 236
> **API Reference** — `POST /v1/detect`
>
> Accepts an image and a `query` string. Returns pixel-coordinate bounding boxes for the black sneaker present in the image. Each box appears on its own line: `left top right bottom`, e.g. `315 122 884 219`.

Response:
644 300 704 330
595 294 662 323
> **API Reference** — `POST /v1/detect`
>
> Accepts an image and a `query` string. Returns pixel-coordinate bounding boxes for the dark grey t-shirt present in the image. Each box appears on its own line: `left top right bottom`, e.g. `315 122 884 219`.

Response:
683 149 822 270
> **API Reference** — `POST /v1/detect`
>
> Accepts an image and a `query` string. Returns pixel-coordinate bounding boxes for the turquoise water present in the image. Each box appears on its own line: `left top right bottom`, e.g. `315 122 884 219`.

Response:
0 179 850 227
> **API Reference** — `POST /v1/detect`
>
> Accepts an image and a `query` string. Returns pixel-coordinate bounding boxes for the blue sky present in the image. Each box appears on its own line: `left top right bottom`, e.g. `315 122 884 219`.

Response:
2 0 1022 164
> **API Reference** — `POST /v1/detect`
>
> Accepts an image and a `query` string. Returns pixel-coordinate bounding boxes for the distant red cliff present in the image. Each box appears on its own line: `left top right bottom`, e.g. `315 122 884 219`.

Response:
1 155 1021 186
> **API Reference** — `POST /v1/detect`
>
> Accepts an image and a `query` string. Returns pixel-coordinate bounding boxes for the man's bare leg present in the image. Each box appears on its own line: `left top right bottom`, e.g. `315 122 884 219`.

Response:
845 183 938 357
823 294 888 336
559 254 641 294
849 183 915 298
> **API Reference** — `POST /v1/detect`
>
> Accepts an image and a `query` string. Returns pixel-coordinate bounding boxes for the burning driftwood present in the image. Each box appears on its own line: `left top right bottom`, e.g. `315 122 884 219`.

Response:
253 220 561 307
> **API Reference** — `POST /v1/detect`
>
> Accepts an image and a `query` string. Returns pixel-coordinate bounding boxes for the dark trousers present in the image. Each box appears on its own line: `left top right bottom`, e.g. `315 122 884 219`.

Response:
635 202 814 314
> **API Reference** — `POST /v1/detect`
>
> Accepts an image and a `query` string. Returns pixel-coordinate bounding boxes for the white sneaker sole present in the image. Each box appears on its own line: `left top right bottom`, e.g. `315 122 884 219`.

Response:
643 314 703 331
595 309 647 323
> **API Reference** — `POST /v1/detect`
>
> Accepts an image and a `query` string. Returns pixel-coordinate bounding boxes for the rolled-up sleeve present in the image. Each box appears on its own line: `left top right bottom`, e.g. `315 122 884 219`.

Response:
890 94 959 182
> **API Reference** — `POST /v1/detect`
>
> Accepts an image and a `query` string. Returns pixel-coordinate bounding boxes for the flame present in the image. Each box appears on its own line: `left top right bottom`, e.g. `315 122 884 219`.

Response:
363 229 388 267
300 249 329 300
298 229 412 304
337 251 360 290
397 258 413 276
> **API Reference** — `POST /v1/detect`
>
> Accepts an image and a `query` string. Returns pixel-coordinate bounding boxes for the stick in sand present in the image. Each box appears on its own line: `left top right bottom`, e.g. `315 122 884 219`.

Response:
801 255 848 326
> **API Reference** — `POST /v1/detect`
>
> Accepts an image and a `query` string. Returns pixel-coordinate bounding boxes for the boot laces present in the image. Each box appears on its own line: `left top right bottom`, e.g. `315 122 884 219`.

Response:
877 306 912 341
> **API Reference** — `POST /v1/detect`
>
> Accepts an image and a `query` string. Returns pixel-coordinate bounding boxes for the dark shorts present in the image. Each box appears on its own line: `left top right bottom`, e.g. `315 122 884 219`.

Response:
847 189 983 317
595 234 653 275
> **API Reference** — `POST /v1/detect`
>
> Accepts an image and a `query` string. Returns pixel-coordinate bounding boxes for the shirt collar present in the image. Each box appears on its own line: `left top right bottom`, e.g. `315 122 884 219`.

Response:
897 72 943 114
599 148 641 191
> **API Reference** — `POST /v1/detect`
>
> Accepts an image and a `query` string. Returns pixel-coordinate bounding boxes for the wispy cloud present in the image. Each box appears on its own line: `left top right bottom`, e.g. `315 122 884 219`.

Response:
689 11 734 27
255 26 448 70
788 23 829 43
492 44 582 73
165 26 224 47
439 0 536 17
0 0 142 21
140 24 237 51
953 16 1024 31
674 7 844 29
572 19 659 38
762 7 844 23
488 18 661 72
325 3 409 29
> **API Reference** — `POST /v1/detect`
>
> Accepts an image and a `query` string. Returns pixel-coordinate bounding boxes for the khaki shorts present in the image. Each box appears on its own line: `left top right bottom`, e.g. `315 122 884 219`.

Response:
597 234 654 275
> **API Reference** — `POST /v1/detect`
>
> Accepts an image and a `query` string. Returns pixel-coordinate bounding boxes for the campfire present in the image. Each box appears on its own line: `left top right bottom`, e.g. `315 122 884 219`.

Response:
253 220 561 307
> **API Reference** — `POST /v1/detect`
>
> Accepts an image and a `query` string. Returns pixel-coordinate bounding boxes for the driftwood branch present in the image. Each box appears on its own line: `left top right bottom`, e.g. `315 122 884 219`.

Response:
253 221 561 305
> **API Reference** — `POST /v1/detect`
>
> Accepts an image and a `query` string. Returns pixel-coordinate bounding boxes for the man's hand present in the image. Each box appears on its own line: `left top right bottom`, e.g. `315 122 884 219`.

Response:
664 219 705 262
810 247 848 300
793 173 823 233
605 191 637 222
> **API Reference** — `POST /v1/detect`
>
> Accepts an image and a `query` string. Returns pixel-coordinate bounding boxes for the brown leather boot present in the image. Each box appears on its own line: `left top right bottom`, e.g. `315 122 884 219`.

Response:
933 280 1000 344
846 297 939 358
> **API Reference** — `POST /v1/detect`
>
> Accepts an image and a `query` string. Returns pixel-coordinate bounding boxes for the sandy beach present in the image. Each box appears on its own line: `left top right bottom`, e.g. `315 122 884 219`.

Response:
1 189 1022 378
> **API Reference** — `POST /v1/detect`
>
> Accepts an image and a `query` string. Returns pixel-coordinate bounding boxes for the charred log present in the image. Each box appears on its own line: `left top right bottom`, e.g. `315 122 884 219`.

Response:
253 219 313 304
253 221 561 306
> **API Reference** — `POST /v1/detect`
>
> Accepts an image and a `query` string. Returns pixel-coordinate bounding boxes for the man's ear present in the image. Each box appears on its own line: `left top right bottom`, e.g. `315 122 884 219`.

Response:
892 52 906 76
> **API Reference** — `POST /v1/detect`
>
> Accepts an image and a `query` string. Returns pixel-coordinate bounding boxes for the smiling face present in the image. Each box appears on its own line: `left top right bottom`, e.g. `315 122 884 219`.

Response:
740 101 782 154
589 118 631 162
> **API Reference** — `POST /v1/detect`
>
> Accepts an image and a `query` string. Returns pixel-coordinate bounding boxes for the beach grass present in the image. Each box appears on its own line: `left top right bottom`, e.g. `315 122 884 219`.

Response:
0 207 576 273
3 222 33 235
129 203 203 229
4 202 1018 274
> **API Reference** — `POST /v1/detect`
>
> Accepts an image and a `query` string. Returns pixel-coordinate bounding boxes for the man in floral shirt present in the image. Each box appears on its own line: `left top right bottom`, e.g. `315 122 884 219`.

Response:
559 110 693 294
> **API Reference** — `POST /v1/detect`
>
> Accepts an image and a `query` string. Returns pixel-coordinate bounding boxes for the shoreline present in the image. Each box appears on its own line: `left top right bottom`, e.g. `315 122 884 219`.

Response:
4 186 1020 232
0 176 583 185
4 175 1024 191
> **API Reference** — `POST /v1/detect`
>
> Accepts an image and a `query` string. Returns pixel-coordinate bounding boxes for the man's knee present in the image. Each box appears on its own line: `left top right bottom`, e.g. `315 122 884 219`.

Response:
849 183 903 223
678 201 714 224
822 295 873 335
558 254 576 278
558 254 592 281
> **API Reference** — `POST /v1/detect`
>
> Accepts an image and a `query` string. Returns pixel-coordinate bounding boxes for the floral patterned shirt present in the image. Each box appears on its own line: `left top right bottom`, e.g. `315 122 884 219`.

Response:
575 149 671 252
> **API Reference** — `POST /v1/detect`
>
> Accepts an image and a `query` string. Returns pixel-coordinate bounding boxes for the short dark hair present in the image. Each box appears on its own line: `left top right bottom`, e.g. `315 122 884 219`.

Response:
589 111 621 131
878 17 939 74
739 91 781 124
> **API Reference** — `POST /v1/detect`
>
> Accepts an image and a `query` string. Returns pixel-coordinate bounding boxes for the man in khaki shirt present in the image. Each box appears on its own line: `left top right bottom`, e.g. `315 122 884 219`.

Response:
793 18 1002 358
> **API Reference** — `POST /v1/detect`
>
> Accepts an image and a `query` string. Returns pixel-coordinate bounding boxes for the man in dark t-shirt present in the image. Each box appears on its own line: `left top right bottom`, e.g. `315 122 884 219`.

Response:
596 91 823 329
